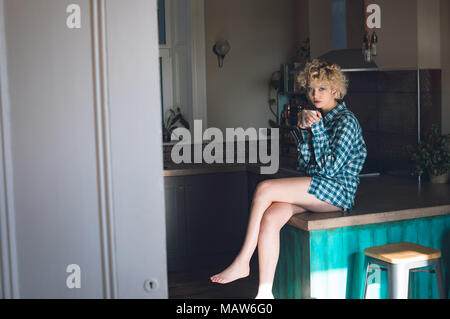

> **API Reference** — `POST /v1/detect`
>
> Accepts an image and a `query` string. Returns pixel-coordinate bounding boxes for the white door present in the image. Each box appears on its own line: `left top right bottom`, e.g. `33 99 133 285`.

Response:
0 0 167 298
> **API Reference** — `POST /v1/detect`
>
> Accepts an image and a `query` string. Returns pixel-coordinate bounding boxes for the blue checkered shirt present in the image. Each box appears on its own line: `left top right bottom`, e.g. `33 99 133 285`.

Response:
297 101 368 211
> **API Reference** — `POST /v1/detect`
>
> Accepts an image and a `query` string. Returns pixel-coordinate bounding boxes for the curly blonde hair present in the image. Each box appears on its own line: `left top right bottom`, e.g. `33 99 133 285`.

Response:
297 59 348 100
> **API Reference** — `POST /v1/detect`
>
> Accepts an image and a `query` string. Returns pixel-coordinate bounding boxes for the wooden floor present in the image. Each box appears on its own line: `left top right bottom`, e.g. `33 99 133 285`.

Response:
168 266 259 299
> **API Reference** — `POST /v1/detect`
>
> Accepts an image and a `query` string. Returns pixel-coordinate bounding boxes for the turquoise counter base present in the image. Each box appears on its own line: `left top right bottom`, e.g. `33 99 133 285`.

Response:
273 214 450 299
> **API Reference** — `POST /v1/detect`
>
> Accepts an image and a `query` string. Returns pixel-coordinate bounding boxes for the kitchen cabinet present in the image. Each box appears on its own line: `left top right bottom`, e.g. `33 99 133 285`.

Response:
164 177 189 267
164 171 251 271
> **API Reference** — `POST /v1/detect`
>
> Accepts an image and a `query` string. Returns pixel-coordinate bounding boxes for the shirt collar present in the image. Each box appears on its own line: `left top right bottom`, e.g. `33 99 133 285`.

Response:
323 100 346 124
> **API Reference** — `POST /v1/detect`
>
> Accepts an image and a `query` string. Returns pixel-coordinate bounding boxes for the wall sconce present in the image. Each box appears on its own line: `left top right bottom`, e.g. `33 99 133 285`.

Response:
213 40 231 68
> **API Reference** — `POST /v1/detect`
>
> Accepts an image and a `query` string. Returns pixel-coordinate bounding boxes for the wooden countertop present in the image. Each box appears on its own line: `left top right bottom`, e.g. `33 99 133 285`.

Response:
164 162 450 230
163 162 249 176
288 175 450 231
163 162 299 177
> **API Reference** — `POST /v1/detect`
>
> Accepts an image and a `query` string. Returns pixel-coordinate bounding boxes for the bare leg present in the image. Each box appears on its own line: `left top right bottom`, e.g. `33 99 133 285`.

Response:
210 180 274 283
254 202 306 299
255 179 343 298
210 176 343 285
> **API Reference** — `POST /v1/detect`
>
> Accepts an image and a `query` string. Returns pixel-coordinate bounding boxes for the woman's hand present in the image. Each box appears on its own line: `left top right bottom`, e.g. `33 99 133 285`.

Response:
298 110 323 129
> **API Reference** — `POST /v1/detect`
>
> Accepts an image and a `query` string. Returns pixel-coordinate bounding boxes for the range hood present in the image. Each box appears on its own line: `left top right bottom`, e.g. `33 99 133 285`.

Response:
318 0 378 71
319 48 377 71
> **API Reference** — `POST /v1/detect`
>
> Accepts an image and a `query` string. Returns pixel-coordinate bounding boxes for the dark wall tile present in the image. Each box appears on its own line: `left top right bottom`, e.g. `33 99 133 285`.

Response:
377 93 418 136
346 71 379 93
346 92 378 132
375 132 417 174
420 91 442 138
360 131 381 174
378 71 417 93
420 69 442 93
419 69 442 139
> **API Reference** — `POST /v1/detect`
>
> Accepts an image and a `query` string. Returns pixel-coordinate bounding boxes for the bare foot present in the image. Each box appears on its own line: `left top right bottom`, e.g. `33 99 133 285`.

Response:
255 284 274 299
255 293 274 299
210 261 250 284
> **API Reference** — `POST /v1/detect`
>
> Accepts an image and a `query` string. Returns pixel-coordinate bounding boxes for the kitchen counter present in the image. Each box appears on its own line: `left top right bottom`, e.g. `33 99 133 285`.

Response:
163 162 295 177
271 173 450 299
289 174 450 231
163 162 250 177
164 162 450 231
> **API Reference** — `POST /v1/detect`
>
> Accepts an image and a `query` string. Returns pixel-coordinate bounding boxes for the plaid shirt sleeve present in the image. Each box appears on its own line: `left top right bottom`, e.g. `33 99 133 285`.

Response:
309 117 357 177
297 129 312 170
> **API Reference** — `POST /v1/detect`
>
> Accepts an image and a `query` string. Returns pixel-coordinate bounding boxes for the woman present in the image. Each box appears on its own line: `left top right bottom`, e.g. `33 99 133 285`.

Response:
210 59 368 299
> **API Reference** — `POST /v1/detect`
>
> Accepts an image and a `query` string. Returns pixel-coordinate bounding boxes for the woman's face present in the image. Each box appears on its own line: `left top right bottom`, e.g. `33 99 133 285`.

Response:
307 80 337 111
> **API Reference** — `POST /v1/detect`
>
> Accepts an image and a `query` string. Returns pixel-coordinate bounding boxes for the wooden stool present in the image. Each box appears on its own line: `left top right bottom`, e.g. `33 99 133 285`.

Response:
363 242 446 299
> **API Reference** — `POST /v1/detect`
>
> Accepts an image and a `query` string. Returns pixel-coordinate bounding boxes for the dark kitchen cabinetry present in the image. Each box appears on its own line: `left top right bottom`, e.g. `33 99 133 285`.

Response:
164 171 251 272
164 178 188 266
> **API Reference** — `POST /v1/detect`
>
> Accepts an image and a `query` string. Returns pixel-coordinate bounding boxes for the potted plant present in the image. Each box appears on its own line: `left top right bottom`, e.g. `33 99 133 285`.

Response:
162 106 190 143
405 124 450 183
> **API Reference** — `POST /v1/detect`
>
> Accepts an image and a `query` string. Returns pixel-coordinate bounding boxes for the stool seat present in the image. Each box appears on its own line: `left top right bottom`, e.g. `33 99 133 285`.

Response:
363 242 446 299
364 242 441 264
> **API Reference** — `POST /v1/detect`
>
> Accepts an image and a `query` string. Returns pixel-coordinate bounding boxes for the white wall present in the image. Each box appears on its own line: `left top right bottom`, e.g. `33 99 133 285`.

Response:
417 0 441 69
0 0 167 298
295 0 309 43
371 0 418 70
205 0 297 133
308 0 333 58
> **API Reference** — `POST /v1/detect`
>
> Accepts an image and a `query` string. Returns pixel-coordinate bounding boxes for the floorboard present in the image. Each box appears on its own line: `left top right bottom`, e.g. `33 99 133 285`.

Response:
168 266 259 299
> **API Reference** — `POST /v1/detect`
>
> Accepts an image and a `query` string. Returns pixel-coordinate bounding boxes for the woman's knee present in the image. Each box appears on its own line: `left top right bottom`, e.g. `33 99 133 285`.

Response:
253 177 313 206
259 203 290 232
254 180 274 201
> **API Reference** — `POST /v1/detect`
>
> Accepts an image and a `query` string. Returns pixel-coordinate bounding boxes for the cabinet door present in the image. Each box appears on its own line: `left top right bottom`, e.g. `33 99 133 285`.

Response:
184 172 248 257
165 171 250 271
164 177 188 262
219 171 249 253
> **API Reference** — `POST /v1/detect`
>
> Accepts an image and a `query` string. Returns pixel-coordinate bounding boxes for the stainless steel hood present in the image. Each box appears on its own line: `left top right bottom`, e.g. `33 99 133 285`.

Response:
318 0 378 71
319 48 377 71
